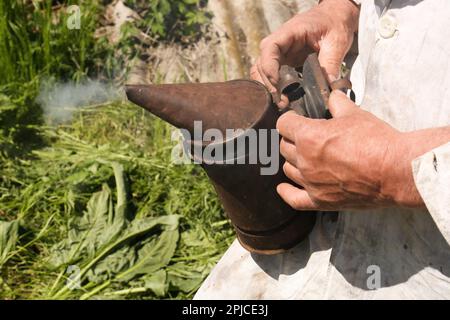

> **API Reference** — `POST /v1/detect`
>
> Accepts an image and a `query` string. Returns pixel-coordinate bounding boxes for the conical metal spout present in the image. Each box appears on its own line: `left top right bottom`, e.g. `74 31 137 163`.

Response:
125 80 271 136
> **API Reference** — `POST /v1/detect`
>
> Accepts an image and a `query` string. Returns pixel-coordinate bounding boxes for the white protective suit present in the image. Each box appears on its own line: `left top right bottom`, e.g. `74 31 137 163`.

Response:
195 0 450 299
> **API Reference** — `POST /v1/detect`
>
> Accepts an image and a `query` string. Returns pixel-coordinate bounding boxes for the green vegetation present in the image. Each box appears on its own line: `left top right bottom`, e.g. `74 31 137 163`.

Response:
124 0 210 42
0 0 233 299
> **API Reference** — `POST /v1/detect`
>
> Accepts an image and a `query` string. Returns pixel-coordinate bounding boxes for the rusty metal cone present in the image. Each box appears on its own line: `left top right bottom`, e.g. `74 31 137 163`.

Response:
125 80 271 136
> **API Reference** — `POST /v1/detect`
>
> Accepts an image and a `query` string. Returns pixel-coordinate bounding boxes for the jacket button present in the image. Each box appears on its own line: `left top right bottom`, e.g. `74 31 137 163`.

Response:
378 14 397 39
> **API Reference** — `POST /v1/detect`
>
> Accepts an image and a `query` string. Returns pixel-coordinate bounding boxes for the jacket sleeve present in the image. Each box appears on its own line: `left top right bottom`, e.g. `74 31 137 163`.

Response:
412 141 450 244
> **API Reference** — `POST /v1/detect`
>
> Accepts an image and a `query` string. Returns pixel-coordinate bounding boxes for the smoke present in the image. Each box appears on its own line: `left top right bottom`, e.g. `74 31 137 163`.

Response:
36 80 125 123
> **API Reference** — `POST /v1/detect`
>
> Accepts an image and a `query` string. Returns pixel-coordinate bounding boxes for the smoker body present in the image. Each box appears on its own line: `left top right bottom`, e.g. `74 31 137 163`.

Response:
126 79 316 254
187 81 316 254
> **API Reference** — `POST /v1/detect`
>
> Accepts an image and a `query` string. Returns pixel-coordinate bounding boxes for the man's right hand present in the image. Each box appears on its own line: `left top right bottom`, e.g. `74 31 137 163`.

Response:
250 0 359 108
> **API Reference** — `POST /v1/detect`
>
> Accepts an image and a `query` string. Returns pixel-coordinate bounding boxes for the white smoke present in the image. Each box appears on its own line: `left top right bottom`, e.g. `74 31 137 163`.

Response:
36 80 124 123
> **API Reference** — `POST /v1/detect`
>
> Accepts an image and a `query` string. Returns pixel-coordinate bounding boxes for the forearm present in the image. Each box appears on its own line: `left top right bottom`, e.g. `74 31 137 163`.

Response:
383 126 450 208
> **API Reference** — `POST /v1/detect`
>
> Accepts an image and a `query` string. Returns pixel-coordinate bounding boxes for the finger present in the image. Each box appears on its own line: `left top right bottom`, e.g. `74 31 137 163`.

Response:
276 183 318 211
280 138 297 166
250 64 264 83
252 62 283 106
282 161 305 186
276 110 310 142
260 23 308 69
328 89 359 118
256 59 280 104
259 35 284 86
258 30 302 104
317 38 347 82
278 94 290 109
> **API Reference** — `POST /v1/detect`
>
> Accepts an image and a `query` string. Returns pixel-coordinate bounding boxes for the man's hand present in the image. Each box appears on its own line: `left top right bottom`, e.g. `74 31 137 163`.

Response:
251 0 359 107
277 91 450 211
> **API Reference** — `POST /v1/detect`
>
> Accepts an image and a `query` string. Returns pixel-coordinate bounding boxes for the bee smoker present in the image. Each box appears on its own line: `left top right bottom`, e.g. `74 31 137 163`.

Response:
125 53 351 254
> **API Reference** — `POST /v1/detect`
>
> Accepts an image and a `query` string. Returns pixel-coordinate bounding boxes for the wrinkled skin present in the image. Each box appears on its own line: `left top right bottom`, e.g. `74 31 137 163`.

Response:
252 1 450 211
250 0 359 107
277 91 405 210
276 91 450 211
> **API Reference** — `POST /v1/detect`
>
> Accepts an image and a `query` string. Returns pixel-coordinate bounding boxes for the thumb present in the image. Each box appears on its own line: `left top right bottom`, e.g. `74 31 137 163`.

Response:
328 90 359 118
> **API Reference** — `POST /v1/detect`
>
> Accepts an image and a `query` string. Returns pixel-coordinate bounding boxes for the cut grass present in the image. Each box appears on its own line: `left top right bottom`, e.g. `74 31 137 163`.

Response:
0 102 234 299
0 0 229 299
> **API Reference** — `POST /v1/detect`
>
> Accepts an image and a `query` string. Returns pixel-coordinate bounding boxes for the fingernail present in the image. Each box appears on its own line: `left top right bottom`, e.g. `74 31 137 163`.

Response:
276 184 282 194
271 90 280 104
327 74 338 83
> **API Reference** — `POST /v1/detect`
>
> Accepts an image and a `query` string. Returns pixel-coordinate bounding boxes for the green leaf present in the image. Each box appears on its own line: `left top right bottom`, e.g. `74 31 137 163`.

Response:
65 170 89 184
142 269 168 297
0 94 17 113
0 219 20 267
44 159 183 298
86 215 179 284
167 261 205 293
116 215 179 281
169 273 203 293
47 162 128 268
86 244 137 283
